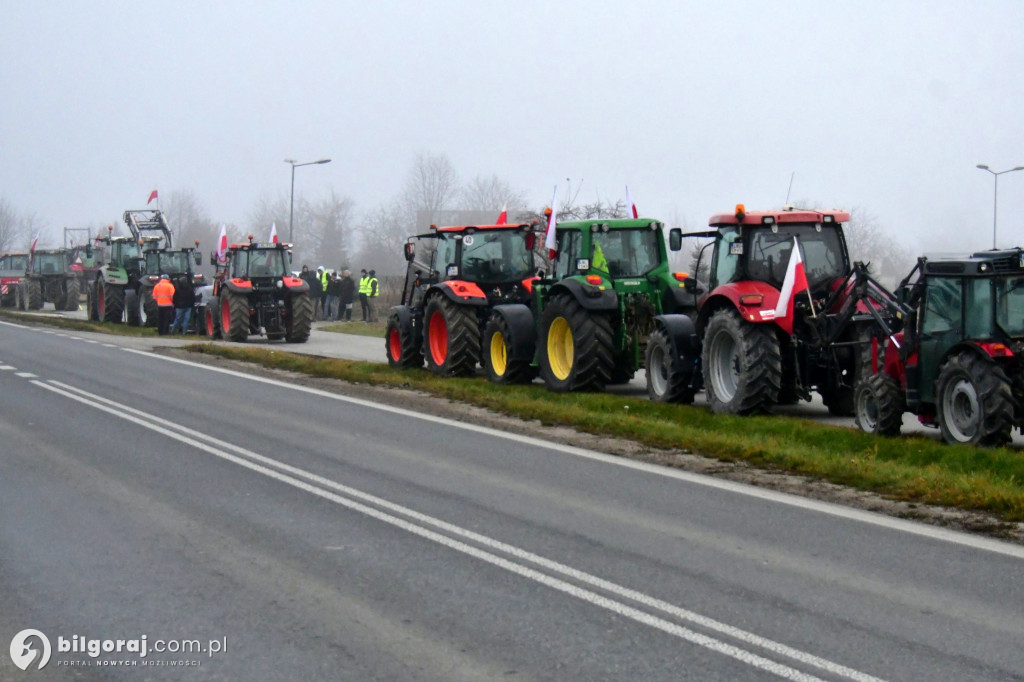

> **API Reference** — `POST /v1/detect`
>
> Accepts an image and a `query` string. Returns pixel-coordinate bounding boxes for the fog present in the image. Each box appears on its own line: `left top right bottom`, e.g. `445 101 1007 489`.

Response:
2 0 1022 256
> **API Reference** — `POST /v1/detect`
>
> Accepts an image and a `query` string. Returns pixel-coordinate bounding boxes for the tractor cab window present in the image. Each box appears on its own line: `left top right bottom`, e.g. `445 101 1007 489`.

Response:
553 230 581 279
995 276 1024 337
592 228 661 277
244 249 284 278
921 277 963 339
7 255 28 271
746 225 847 291
435 236 456 277
33 253 66 274
460 230 534 283
710 227 740 289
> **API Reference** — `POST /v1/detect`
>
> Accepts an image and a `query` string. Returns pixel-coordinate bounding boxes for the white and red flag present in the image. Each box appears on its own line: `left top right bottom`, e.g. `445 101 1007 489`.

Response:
147 189 158 205
544 186 558 259
772 237 810 334
216 224 228 264
625 185 638 218
269 222 279 243
30 233 39 251
496 204 508 225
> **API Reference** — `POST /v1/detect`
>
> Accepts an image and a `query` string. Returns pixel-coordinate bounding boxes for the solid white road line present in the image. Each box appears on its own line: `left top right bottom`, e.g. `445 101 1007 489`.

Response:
34 378 882 682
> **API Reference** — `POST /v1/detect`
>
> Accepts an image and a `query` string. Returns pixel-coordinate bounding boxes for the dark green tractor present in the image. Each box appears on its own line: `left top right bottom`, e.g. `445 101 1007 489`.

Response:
18 249 81 311
482 218 701 395
855 248 1024 445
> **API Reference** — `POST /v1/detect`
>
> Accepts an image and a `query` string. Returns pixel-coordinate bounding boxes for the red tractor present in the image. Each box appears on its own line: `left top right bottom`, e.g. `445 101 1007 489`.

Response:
385 222 540 375
204 237 313 343
0 252 29 307
661 205 900 415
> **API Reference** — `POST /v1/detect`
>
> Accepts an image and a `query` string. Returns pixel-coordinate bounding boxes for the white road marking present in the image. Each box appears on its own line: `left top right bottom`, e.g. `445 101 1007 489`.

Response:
0 365 16 370
121 347 1024 561
15 372 36 378
37 378 883 682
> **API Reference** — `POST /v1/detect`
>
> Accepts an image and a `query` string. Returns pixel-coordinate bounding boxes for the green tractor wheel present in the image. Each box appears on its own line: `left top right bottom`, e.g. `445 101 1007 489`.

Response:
483 314 536 384
100 280 125 323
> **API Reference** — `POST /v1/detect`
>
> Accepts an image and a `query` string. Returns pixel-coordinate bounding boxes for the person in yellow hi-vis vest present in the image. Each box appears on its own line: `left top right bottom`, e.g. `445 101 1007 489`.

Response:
366 269 379 322
358 269 371 322
592 240 609 274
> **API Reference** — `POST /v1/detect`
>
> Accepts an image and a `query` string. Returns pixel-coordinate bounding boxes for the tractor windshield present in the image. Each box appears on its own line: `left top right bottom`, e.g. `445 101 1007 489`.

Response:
32 253 67 275
592 228 662 277
147 251 191 276
459 229 534 283
995 276 1024 338
4 255 28 271
235 249 285 278
746 224 847 290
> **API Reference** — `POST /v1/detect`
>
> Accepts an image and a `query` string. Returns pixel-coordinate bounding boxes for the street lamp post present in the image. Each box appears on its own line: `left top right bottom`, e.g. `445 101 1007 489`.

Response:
976 164 1024 249
285 158 332 243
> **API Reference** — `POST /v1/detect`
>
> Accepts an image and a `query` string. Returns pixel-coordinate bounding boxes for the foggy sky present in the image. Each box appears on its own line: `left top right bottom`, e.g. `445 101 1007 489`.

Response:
2 0 1023 254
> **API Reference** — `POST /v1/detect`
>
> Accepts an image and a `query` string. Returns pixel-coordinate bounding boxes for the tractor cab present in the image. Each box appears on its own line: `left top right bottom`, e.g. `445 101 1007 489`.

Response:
229 244 290 281
30 250 72 276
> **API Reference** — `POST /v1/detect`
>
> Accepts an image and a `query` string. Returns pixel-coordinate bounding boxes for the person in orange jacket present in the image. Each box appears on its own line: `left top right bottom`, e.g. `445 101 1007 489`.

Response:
152 273 176 336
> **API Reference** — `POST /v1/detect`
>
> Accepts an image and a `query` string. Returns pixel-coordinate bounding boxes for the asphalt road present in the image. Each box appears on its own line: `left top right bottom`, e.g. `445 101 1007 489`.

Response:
1 317 1023 680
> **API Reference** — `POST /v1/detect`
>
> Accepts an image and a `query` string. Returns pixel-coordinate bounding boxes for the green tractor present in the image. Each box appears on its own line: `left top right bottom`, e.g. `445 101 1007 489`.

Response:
482 218 701 394
87 225 144 323
17 249 81 311
132 241 204 326
855 248 1024 445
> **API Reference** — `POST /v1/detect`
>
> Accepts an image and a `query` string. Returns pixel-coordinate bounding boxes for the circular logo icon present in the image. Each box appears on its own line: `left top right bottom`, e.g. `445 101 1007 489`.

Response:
10 629 51 670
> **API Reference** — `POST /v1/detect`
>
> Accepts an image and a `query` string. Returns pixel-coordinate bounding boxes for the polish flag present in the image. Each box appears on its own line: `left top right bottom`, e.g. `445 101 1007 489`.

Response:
270 222 278 243
625 186 638 218
216 224 228 263
147 189 158 205
496 204 508 225
772 237 810 334
544 186 558 259
30 233 39 251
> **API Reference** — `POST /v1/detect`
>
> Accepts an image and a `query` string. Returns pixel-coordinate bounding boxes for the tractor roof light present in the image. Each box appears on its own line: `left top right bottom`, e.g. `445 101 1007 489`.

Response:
735 204 746 222
823 215 834 223
247 234 254 242
762 216 775 225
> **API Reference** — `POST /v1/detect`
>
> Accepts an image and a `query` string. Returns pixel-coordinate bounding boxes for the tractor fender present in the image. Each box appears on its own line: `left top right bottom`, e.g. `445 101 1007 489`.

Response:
662 285 700 316
282 276 309 293
100 266 129 286
653 314 700 360
389 304 423 349
697 283 781 328
224 278 254 294
490 303 536 362
431 280 489 306
549 278 618 312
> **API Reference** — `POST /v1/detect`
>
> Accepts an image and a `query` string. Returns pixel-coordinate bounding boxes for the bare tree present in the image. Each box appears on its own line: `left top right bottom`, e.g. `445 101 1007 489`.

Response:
354 201 407 275
0 199 32 252
400 152 459 229
162 189 216 250
458 174 528 213
843 206 915 287
309 189 356 270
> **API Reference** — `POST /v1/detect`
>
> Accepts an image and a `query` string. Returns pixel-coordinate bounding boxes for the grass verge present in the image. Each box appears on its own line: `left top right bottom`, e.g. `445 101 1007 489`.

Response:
0 309 161 337
185 343 1024 524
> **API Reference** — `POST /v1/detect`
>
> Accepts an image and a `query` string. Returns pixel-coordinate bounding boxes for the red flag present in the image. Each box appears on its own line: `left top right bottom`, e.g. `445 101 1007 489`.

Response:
544 186 558 259
772 237 809 334
30 233 39 252
626 185 638 218
270 222 278 244
496 204 508 225
216 224 228 263
147 189 158 205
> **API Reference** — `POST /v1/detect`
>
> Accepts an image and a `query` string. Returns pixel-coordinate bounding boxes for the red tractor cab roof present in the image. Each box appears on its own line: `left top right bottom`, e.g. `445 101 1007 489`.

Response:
709 205 850 227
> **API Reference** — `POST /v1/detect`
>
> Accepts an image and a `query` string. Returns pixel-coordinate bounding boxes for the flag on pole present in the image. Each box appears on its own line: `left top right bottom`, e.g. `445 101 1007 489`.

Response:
216 224 228 264
544 186 558 259
147 189 158 205
30 233 39 252
626 186 638 218
496 204 508 225
270 222 278 244
772 237 810 334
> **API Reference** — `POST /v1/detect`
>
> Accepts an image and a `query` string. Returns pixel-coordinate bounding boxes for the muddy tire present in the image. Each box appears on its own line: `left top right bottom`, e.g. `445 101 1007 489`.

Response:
205 297 221 339
424 296 480 376
703 308 781 414
936 352 1015 446
286 292 313 343
125 290 141 326
221 289 250 342
386 312 423 369
100 281 124 323
854 373 904 436
483 314 536 384
87 281 100 320
539 292 614 392
63 278 80 311
645 327 695 404
26 279 42 310
17 283 26 310
141 287 158 327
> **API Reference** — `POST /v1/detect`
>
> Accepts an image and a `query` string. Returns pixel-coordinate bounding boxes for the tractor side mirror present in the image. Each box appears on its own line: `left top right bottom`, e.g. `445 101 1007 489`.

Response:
210 251 217 266
404 242 415 262
669 228 682 252
194 251 202 266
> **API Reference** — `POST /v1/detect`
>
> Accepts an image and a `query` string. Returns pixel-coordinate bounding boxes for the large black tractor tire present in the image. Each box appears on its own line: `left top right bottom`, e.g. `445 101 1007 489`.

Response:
26 279 43 310
385 312 423 369
49 281 66 311
424 296 480 376
63 278 80 311
822 385 856 417
221 290 251 342
539 293 614 392
99 281 125 323
16 283 26 310
205 297 221 339
608 359 636 385
702 308 782 415
125 290 142 327
286 292 313 343
854 373 904 437
141 287 159 327
86 281 99 320
645 327 695 404
936 352 1015 446
482 314 536 384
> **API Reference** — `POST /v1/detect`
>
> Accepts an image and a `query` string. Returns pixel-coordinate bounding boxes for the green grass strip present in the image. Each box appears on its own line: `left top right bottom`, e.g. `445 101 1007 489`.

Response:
0 309 161 337
184 343 1024 524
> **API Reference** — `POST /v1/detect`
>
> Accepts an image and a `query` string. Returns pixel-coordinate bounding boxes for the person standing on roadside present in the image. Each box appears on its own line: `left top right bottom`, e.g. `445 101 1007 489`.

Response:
358 268 370 322
339 269 355 321
367 269 379 323
325 271 341 320
317 266 330 320
304 266 323 319
153 273 176 336
171 275 196 334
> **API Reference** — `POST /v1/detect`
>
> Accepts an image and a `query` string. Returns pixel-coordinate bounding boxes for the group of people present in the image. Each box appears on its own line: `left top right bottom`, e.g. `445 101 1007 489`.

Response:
151 273 196 336
299 265 379 322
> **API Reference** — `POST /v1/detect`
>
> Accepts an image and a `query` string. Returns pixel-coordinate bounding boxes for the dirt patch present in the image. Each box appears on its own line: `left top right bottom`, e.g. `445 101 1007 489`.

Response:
168 348 1024 546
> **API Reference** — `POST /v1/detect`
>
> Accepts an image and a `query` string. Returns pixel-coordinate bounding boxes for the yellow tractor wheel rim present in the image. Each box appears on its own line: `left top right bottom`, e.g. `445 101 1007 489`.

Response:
547 317 573 381
490 331 508 376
